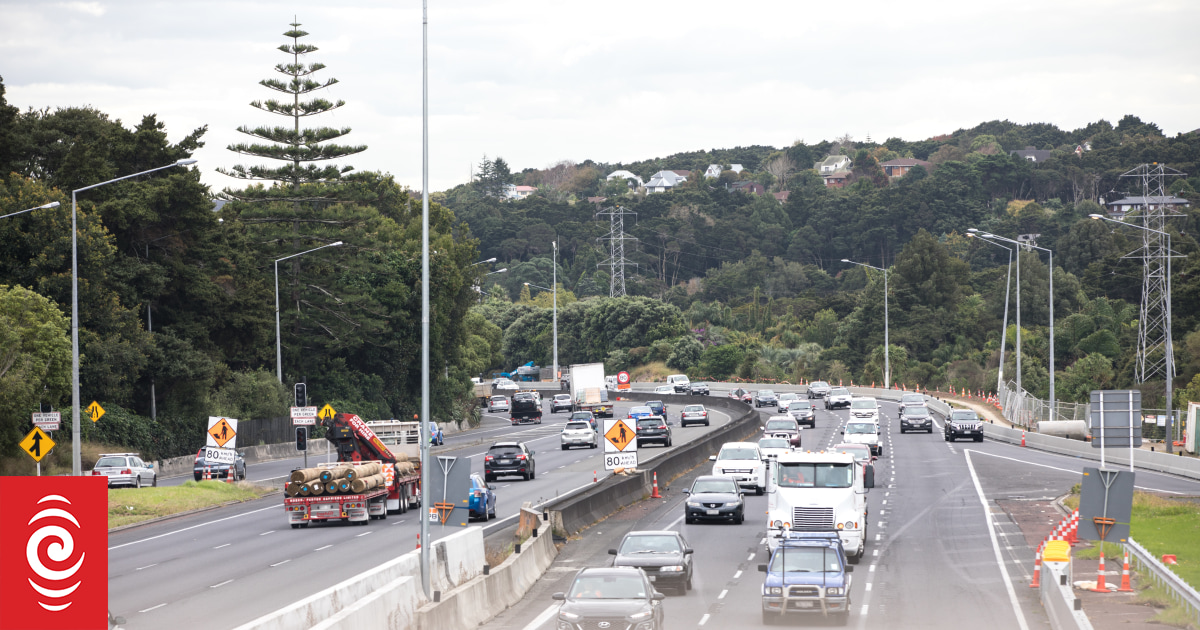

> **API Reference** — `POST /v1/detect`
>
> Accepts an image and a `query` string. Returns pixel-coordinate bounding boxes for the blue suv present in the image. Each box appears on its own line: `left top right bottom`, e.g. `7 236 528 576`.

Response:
759 531 852 625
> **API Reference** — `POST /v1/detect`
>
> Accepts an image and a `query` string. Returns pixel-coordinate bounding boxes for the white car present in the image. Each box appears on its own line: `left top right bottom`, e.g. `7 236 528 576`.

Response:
488 395 511 413
560 421 598 450
91 452 157 488
849 397 880 422
654 385 674 394
842 420 882 456
667 373 691 393
495 379 519 391
550 394 573 413
825 387 853 410
778 392 800 407
709 442 766 495
757 437 793 460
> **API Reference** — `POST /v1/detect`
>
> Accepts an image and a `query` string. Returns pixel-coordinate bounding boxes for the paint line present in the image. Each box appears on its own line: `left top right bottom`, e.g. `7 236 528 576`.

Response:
718 589 728 599
213 543 230 549
138 603 167 613
110 504 280 551
135 563 157 571
209 579 233 589
270 559 291 567
865 582 873 591
314 545 332 551
861 605 869 616
733 570 743 579
869 564 876 572
699 613 711 626
259 530 275 536
748 552 756 561
519 603 559 630
357 530 373 537
969 450 1186 494
965 450 1030 630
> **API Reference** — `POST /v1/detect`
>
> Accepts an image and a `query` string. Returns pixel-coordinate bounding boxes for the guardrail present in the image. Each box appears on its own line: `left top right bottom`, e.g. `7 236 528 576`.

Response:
1126 538 1200 626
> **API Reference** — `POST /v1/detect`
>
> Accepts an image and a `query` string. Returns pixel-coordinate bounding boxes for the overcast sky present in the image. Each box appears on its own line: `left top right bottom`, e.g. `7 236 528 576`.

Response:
3 0 1197 192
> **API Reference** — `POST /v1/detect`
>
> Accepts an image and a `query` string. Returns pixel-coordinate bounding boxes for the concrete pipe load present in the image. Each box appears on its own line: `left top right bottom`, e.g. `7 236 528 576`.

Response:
349 474 385 494
319 466 353 483
1037 420 1089 440
289 467 324 484
350 461 383 478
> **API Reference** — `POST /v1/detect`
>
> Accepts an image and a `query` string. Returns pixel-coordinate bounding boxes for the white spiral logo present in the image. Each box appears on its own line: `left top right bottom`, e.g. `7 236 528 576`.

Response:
26 494 85 612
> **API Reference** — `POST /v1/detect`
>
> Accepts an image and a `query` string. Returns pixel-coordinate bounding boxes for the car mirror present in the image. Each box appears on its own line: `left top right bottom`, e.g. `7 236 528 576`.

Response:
552 592 566 601
683 548 694 554
608 549 618 555
682 489 690 495
652 591 666 601
840 430 845 435
758 563 768 572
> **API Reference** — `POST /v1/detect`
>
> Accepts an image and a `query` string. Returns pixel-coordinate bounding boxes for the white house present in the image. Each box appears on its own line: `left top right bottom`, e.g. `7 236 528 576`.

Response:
814 155 852 175
704 164 723 178
644 170 689 194
606 170 644 187
1104 195 1191 219
503 184 537 200
730 164 744 174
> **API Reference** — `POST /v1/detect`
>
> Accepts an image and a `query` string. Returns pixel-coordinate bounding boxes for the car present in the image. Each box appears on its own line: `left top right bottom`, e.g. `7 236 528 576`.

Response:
710 442 766 495
94 452 157 488
494 379 519 391
842 420 882 457
467 473 496 521
430 422 445 446
757 437 793 460
550 393 573 413
899 404 934 433
609 530 694 594
552 567 666 629
636 416 672 447
759 531 852 625
628 405 654 421
945 409 984 442
191 448 245 482
729 387 750 401
825 387 853 410
785 400 816 428
488 395 510 413
653 385 674 395
688 382 710 395
849 397 880 422
680 404 710 427
741 390 755 403
484 441 537 481
510 391 543 425
561 421 598 450
646 400 667 417
754 390 779 408
777 392 800 406
833 443 875 466
806 380 832 398
898 392 926 414
569 410 598 432
684 475 746 524
762 416 802 447
667 373 691 393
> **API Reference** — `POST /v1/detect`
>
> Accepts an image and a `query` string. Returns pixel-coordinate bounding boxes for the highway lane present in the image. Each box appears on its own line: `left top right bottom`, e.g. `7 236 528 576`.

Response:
109 398 740 629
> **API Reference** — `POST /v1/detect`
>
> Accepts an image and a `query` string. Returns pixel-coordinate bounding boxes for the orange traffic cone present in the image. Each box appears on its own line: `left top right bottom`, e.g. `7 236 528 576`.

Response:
1021 431 1026 447
1067 511 1079 545
1030 542 1043 588
416 534 421 550
594 470 598 483
1117 550 1134 592
1090 552 1109 592
225 468 236 484
204 466 212 480
651 472 662 499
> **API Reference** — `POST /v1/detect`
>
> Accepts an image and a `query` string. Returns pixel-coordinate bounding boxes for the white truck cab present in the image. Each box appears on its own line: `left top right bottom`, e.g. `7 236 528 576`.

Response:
710 442 767 495
765 450 875 561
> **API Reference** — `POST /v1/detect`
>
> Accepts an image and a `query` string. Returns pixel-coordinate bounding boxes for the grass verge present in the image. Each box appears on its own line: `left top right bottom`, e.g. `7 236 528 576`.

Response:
108 480 276 529
629 361 671 383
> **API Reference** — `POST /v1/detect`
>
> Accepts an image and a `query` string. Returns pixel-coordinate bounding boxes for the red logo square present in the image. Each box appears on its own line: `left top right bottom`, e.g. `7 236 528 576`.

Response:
0 476 108 630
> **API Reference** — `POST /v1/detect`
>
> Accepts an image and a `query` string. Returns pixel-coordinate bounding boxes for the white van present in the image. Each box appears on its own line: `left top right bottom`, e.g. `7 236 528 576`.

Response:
605 375 618 390
667 374 691 393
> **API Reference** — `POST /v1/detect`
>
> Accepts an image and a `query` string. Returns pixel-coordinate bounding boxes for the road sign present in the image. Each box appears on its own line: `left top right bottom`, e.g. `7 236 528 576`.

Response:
203 446 237 465
1090 390 1142 449
291 406 318 426
86 400 105 422
603 418 637 452
1078 467 1135 543
604 451 638 470
617 371 630 385
319 404 337 422
428 455 471 527
19 426 55 463
207 416 238 449
31 412 61 431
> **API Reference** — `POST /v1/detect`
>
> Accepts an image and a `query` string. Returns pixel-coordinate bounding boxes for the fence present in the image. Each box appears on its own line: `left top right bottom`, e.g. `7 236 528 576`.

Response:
997 380 1088 428
1126 538 1200 626
237 416 313 447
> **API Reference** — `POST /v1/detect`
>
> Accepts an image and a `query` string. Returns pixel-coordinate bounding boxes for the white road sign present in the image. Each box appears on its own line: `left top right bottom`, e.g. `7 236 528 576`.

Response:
32 412 61 431
204 446 237 465
602 418 638 470
604 451 638 470
291 406 318 425
207 416 238 449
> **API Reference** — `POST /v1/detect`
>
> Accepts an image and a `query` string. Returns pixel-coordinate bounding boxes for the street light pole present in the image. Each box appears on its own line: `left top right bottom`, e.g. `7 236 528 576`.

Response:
0 200 60 220
420 0 432 598
70 159 196 476
971 231 1022 398
841 259 889 388
552 241 558 381
969 234 1013 393
274 241 344 382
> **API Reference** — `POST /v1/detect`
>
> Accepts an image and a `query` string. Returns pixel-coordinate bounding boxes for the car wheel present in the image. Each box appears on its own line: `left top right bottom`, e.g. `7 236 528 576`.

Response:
485 473 494 482
666 436 672 447
135 475 142 489
152 474 158 487
523 471 531 481
561 445 568 451
686 574 693 591
531 465 536 479
975 436 983 442
928 427 934 434
900 427 906 434
735 511 744 524
685 515 695 525
705 420 710 426
591 441 597 449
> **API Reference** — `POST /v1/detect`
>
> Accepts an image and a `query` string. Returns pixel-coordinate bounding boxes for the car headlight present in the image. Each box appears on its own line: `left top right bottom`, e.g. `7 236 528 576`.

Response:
629 611 652 621
766 586 783 595
687 501 702 507
559 611 580 621
827 587 844 596
659 565 684 572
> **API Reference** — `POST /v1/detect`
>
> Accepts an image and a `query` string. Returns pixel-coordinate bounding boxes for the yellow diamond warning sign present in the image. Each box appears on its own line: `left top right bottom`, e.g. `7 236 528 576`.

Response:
604 419 637 452
319 404 337 421
86 400 105 422
207 416 238 448
20 426 55 463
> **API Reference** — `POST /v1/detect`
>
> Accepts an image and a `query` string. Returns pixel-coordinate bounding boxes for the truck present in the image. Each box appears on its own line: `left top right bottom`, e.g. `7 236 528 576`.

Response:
765 450 875 562
284 413 422 528
570 362 612 418
510 391 543 425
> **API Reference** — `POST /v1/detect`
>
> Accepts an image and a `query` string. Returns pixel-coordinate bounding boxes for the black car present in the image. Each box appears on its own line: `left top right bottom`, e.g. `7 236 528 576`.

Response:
900 404 934 433
646 400 668 418
484 441 537 481
945 409 984 442
683 475 745 524
754 390 779 408
193 448 246 481
689 382 710 395
553 567 666 629
636 416 672 447
609 530 695 594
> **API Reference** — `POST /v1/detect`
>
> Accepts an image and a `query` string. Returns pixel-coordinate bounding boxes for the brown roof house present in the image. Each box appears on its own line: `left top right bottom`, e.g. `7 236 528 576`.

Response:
879 158 932 178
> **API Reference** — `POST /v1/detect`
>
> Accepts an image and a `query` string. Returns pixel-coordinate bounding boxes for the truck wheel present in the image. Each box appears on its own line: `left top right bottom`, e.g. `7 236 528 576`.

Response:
755 485 764 496
292 524 300 529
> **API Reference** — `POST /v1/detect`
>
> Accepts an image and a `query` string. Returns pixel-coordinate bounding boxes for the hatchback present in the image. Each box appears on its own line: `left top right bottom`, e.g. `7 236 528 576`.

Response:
609 530 695 594
680 404 710 427
636 417 672 447
488 395 510 412
93 453 157 488
550 394 573 413
552 568 665 628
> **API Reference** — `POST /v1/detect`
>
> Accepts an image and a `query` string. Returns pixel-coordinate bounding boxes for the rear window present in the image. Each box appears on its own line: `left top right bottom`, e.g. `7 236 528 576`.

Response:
758 438 790 449
683 405 705 412
765 420 797 431
490 396 506 402
514 393 535 401
630 406 651 415
565 422 591 431
555 394 571 401
571 412 593 420
488 445 523 456
95 456 128 468
637 418 663 428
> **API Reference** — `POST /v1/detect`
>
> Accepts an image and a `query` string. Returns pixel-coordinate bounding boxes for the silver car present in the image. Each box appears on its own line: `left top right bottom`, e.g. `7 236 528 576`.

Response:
786 400 816 428
488 395 511 412
560 421 598 450
92 453 156 488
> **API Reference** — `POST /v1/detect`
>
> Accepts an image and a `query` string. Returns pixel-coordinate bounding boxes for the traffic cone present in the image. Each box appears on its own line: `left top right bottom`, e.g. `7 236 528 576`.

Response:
1067 512 1079 545
651 472 662 499
1117 550 1134 592
1021 431 1026 447
204 466 212 480
416 534 421 550
225 468 236 484
1090 552 1109 592
594 470 598 483
1030 542 1043 588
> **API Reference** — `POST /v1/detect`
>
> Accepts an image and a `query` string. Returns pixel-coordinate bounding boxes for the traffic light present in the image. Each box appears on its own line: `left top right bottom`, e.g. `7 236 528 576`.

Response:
294 382 307 408
296 427 307 451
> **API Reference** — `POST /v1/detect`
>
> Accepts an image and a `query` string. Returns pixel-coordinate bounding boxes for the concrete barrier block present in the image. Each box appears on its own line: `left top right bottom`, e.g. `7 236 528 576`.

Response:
1042 561 1094 630
309 575 420 630
431 527 485 592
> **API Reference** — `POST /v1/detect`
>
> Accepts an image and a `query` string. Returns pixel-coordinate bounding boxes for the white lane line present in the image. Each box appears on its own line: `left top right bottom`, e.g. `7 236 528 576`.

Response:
110 505 279 551
135 563 157 571
392 520 407 525
138 603 167 613
213 543 230 549
314 545 332 551
520 603 560 630
965 449 1030 630
718 589 728 599
875 534 880 541
210 579 233 588
557 465 565 469
733 570 742 579
861 605 869 616
357 531 373 537
259 530 275 536
760 537 767 545
865 582 873 591
969 450 1187 494
699 613 711 626
747 553 756 561
665 513 685 530
869 564 876 572
873 550 879 556
270 559 291 567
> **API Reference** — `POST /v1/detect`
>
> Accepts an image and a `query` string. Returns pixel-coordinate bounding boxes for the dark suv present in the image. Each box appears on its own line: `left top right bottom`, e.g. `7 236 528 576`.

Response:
944 409 984 442
899 404 934 433
484 441 537 480
636 416 673 447
754 390 779 408
646 400 668 417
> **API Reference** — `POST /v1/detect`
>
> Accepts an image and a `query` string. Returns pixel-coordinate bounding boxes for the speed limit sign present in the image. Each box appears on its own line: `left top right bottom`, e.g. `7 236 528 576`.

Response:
617 371 630 384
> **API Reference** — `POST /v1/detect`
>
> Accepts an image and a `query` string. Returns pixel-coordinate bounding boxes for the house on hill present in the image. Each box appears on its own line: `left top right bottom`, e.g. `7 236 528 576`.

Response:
606 170 644 188
879 158 932 178
773 191 790 204
645 170 689 194
704 164 723 178
822 170 851 188
1010 146 1054 163
1103 195 1191 219
815 155 852 175
504 184 537 200
728 181 765 196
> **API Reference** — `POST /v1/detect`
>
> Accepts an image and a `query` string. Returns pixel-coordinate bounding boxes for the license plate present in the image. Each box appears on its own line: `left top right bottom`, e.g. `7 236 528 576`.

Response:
648 575 656 582
706 509 719 515
795 601 814 609
499 459 511 464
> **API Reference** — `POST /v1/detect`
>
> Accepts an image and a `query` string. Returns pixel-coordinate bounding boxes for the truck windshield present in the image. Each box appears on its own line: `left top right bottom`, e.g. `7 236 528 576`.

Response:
846 423 876 434
776 463 854 488
770 546 841 573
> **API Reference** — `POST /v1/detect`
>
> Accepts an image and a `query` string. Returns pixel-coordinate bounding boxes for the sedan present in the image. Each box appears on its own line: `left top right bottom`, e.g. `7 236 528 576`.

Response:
560 421 598 450
94 453 157 488
689 382 710 395
777 392 800 407
550 394 573 413
628 405 654 421
807 381 831 398
680 404 710 427
609 530 694 594
898 392 927 414
754 390 778 408
785 400 816 428
825 387 853 409
467 473 496 521
761 416 801 447
900 404 934 433
646 400 667 417
729 387 749 401
569 410 598 431
654 385 674 395
684 475 745 524
192 448 245 482
553 568 665 628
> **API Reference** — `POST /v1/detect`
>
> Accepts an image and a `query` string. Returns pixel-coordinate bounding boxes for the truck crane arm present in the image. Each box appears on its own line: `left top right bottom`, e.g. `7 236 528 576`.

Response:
321 413 397 464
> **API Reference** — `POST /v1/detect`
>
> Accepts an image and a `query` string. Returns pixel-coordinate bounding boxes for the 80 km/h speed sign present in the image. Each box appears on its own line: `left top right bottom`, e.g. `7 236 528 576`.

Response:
617 371 630 385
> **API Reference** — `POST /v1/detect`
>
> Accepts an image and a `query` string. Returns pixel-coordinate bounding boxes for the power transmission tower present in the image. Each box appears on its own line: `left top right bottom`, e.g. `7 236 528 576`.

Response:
596 206 638 297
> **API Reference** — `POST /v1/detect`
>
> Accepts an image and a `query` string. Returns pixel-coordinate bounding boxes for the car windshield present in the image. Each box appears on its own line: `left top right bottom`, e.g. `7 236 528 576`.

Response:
846 423 876 434
565 422 591 431
765 420 796 431
718 447 759 460
683 405 705 412
490 396 506 402
758 438 790 450
811 382 828 388
488 445 523 456
95 456 128 467
637 418 663 428
514 393 535 401
570 412 592 420
691 478 739 493
850 400 875 409
905 406 930 417
630 406 651 415
952 411 979 421
570 575 647 600
555 395 570 401
619 534 680 554
776 463 854 488
769 546 842 573
830 388 849 396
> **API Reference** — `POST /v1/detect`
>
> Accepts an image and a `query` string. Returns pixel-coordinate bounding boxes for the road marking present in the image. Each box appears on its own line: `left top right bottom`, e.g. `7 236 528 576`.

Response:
865 582 872 591
213 544 230 549
393 520 407 525
748 552 756 561
138 603 167 613
520 603 559 630
698 613 711 625
666 513 685 530
135 563 157 571
861 604 869 615
718 589 728 599
969 450 1186 494
210 579 233 588
110 504 279 551
875 534 880 541
357 531 373 537
314 545 332 551
270 559 291 567
557 465 565 469
259 530 275 536
733 570 742 579
760 537 767 545
873 550 878 556
882 500 887 505
965 450 1030 630
869 564 876 572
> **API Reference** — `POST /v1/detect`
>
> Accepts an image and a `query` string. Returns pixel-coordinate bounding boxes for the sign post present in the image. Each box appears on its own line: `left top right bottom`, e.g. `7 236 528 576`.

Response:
603 418 638 470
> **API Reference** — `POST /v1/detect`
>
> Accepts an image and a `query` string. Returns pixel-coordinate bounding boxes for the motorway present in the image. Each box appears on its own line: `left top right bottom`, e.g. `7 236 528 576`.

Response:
481 389 1200 630
108 397 738 629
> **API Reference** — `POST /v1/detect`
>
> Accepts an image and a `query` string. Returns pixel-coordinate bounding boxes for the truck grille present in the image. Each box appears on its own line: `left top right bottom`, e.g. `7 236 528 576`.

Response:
792 507 834 530
789 586 819 597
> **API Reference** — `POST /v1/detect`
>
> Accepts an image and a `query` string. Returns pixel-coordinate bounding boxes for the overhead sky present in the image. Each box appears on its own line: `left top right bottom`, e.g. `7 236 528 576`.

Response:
3 0 1197 193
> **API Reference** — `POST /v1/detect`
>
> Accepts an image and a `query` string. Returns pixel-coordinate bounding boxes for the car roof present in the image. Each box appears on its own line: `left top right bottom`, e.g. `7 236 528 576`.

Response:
489 441 522 447
99 453 137 457
623 529 681 537
721 441 759 448
694 474 738 483
766 415 796 422
574 566 646 578
833 443 870 451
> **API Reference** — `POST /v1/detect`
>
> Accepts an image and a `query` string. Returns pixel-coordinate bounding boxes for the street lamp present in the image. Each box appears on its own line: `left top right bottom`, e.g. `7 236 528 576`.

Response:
472 257 497 266
0 200 61 220
274 241 344 382
70 158 197 475
1091 213 1177 452
968 233 1013 393
969 229 1021 398
842 258 889 388
526 273 558 384
488 268 508 275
